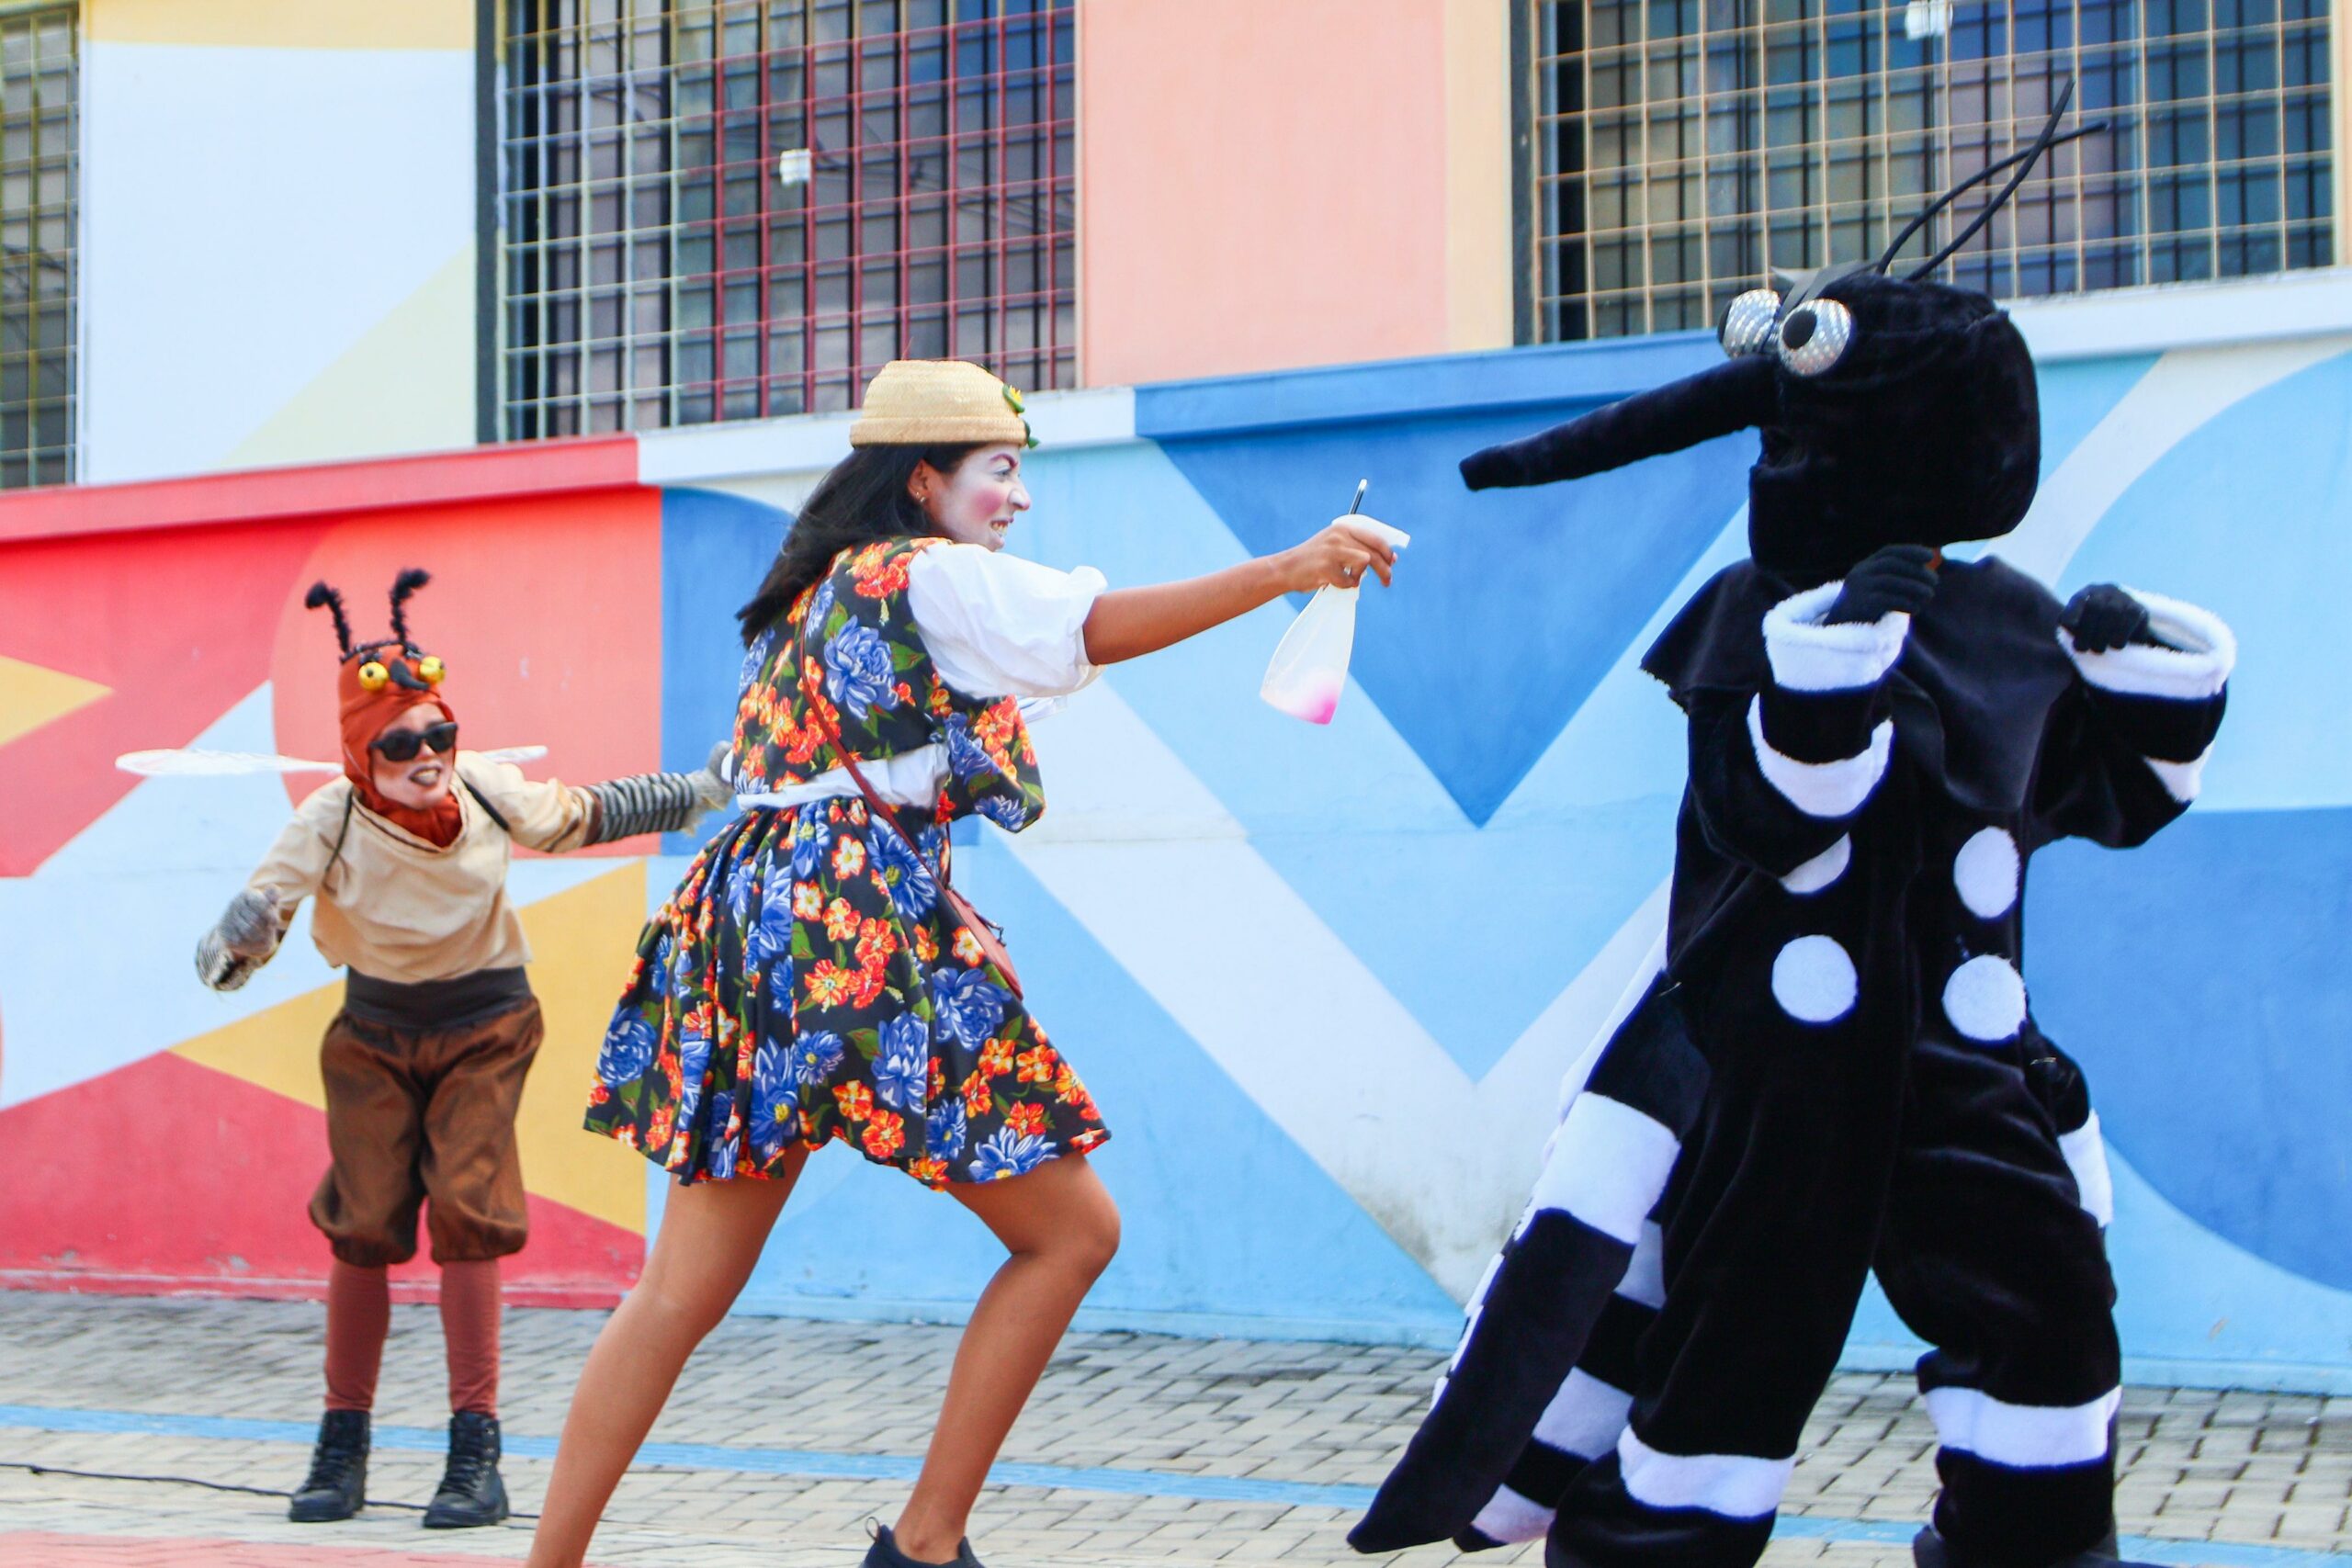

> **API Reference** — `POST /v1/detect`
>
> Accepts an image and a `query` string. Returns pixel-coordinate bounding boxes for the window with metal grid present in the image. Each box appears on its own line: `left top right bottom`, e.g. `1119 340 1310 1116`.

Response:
0 3 74 488
502 0 1075 438
1530 0 2335 341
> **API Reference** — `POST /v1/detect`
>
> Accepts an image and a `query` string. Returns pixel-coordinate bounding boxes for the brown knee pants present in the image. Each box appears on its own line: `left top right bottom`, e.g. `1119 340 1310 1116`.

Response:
310 999 542 1268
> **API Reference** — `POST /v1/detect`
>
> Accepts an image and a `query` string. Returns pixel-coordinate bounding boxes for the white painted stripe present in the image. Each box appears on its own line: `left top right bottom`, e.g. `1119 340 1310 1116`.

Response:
1618 1427 1794 1519
2009 272 2352 361
1468 1483 1555 1544
1747 700 1895 819
1004 681 1674 1299
2061 1112 2117 1229
1533 1368 1634 1460
1923 1385 2121 1469
1996 335 2352 585
636 385 1138 485
2143 750 2211 805
1527 1094 1681 1247
1760 583 1908 692
1620 1222 1667 1308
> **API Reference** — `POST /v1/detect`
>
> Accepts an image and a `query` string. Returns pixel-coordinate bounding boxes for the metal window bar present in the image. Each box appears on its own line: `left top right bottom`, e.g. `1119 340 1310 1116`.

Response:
0 2 74 488
502 0 1075 441
1532 0 2335 341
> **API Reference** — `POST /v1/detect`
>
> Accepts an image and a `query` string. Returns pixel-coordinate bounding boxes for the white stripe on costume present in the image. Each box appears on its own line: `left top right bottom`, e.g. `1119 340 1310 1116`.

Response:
2143 750 2211 805
1617 1428 1795 1519
1527 1094 1682 1247
1923 1385 2121 1469
1467 1483 1555 1545
2059 589 2235 699
2060 1112 2117 1229
1534 1368 1635 1460
1621 1221 1667 1308
1760 583 1910 691
1747 700 1895 818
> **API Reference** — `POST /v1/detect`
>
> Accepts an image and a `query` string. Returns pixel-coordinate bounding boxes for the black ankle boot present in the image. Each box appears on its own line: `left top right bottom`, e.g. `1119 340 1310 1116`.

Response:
1914 1526 2146 1568
288 1409 369 1522
422 1410 509 1529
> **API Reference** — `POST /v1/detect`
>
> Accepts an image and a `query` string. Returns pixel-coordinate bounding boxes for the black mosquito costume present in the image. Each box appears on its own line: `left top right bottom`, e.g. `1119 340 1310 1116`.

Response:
1354 95 2233 1568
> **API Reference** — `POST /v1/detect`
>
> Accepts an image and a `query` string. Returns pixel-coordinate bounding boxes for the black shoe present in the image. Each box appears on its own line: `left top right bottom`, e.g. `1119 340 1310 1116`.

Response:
1914 1526 2145 1568
864 1523 984 1568
288 1409 369 1523
421 1410 509 1529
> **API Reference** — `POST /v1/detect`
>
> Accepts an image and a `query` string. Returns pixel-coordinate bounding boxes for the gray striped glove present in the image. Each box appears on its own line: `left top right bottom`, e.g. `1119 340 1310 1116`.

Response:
196 888 283 992
583 745 734 844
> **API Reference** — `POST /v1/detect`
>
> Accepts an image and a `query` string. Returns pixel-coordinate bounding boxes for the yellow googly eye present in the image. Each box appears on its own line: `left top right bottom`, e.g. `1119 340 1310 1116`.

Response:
417 656 446 686
357 660 390 692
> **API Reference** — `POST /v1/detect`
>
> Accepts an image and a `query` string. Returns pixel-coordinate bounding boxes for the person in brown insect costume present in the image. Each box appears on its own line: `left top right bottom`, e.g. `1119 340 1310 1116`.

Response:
196 569 731 1529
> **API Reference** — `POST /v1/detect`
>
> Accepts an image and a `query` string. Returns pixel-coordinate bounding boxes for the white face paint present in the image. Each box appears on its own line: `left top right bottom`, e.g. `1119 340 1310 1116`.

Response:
919 444 1029 551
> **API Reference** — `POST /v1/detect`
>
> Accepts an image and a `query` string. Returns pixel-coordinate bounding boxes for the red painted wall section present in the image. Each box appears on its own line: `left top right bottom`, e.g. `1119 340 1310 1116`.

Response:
266 489 666 840
0 522 334 876
0 1053 640 1308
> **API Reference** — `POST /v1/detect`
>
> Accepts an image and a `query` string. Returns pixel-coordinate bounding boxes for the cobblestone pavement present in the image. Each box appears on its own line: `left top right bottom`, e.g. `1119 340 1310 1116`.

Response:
2 1292 2346 1567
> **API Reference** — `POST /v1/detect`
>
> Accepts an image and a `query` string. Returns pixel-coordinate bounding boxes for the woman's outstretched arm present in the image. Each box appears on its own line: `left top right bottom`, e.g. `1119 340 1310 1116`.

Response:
1080 519 1399 667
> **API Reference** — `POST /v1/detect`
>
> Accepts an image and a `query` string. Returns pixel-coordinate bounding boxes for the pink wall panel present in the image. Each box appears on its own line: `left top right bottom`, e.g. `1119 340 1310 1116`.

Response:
1079 0 1457 385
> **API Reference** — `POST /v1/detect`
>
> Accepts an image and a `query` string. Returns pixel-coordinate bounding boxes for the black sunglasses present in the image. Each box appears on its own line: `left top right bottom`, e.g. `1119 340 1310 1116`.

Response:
370 720 458 763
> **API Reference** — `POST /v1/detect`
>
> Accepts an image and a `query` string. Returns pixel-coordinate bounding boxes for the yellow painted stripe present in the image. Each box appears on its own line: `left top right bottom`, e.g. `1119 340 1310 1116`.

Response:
88 0 471 51
0 653 110 749
173 862 651 1235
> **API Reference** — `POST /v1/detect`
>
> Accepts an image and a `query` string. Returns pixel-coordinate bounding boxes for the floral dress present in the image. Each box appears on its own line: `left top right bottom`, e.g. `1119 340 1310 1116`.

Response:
583 536 1109 1188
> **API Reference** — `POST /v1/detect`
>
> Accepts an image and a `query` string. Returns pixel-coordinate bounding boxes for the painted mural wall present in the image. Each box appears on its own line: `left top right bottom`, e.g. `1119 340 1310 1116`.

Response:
6 276 2350 1389
78 0 480 482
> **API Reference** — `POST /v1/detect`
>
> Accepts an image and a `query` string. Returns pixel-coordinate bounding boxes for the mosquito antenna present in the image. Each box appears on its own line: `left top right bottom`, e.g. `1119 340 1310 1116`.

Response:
303 581 354 659
387 569 431 647
1898 81 2104 279
1875 125 2098 274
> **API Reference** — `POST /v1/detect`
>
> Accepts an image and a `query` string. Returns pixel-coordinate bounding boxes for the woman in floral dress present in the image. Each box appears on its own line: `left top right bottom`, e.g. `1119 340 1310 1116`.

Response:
527 359 1404 1568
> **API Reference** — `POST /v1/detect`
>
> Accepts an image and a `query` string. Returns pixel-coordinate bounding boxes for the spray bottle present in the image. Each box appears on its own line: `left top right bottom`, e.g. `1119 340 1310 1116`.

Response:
1261 479 1410 725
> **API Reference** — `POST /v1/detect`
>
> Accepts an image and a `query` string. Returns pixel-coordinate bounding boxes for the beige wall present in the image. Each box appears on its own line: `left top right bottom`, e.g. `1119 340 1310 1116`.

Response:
1078 0 1516 386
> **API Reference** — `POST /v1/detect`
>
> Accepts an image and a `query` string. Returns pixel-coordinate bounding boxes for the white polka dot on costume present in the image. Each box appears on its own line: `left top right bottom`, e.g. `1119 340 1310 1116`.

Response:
1781 836 1851 896
1772 935 1859 1024
1943 953 2028 1043
1952 827 2021 919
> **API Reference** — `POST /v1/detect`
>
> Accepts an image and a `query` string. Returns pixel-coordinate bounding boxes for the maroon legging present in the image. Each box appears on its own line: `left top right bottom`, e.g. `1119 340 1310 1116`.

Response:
323 1258 501 1416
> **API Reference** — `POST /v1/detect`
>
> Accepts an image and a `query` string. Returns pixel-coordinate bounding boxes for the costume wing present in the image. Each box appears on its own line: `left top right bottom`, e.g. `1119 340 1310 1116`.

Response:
117 745 548 777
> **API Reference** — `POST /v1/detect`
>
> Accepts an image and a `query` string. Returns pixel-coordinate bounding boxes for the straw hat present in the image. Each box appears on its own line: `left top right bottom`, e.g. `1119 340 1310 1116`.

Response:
850 359 1035 448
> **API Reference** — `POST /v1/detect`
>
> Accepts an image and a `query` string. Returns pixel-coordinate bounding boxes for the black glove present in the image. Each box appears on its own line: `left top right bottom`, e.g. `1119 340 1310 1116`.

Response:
2060 583 2152 653
1825 545 1939 625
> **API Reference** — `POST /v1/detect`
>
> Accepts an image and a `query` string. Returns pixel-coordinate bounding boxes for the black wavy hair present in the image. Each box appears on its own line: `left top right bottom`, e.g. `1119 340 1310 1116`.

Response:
736 443 984 644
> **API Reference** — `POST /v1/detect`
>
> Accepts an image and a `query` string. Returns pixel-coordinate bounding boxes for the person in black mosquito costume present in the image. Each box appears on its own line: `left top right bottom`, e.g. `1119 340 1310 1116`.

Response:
1352 91 2232 1568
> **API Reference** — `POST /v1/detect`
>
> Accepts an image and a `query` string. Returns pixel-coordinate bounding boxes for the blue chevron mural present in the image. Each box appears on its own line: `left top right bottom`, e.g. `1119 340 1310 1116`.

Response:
643 288 2352 1385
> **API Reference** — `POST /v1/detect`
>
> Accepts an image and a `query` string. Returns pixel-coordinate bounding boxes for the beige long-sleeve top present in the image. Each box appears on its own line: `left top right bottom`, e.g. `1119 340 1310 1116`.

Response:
246 753 598 983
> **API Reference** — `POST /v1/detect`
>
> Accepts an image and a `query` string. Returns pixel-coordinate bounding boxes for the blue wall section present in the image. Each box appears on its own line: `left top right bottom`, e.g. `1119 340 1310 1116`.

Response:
2032 807 2352 1292
659 486 791 853
641 319 2352 1385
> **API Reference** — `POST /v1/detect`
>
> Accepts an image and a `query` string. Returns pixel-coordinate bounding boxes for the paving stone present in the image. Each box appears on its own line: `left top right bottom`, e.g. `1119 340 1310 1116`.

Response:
1 1292 2345 1566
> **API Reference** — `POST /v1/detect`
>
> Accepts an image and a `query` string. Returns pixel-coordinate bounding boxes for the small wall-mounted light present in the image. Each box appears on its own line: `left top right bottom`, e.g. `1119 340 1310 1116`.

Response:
777 148 813 187
1904 0 1952 38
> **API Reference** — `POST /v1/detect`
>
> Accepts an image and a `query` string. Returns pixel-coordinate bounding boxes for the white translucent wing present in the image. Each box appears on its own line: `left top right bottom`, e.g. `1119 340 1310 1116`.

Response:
115 750 339 776
118 744 548 776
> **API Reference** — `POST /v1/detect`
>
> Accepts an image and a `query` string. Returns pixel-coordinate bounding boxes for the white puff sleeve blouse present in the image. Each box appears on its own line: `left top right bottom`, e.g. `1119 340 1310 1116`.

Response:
904 543 1106 699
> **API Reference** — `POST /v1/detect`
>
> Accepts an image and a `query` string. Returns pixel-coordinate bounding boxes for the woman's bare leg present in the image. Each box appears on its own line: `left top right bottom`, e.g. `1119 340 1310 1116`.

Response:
526 1152 805 1568
890 1155 1121 1562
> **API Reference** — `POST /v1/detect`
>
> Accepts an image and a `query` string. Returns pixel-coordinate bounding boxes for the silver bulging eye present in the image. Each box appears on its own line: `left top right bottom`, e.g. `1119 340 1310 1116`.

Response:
1777 297 1855 377
1720 288 1781 358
